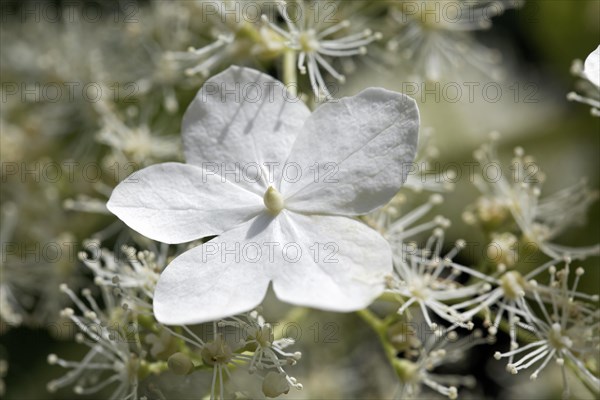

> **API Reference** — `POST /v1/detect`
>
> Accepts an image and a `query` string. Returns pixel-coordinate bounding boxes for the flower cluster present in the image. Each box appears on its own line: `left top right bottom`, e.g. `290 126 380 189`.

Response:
463 135 599 260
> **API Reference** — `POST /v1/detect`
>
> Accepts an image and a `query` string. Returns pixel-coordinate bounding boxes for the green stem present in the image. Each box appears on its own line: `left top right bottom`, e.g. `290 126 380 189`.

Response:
138 360 168 380
283 49 298 96
356 309 408 380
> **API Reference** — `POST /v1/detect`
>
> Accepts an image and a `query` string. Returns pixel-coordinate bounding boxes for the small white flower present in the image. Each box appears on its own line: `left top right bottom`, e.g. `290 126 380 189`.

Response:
388 228 482 330
493 262 599 399
387 0 523 81
48 285 140 399
79 241 168 313
452 260 556 341
219 311 302 390
396 325 484 399
94 102 181 167
162 310 302 400
168 1 268 79
470 138 599 260
108 66 419 325
568 45 600 116
263 0 381 99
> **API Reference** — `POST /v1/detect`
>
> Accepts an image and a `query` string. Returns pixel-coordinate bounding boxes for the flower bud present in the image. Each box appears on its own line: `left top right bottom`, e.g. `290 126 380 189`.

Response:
262 372 290 398
167 352 194 375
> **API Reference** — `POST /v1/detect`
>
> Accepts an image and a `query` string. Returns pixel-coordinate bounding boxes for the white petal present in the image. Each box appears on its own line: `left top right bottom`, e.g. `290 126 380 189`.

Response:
153 214 274 325
271 213 391 311
182 66 311 193
584 45 600 88
107 163 263 244
280 88 419 215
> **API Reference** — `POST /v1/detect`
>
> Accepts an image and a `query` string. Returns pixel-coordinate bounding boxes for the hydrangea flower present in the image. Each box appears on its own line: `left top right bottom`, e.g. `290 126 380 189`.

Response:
107 66 419 325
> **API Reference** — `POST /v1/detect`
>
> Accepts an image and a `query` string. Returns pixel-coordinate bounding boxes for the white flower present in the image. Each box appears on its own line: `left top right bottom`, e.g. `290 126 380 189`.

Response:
79 241 167 313
395 325 485 399
568 45 600 117
48 284 140 400
262 0 381 99
492 262 599 399
470 138 599 260
387 0 523 82
451 260 556 341
107 66 419 325
168 1 272 79
363 192 445 240
387 228 483 330
94 101 181 167
163 310 302 399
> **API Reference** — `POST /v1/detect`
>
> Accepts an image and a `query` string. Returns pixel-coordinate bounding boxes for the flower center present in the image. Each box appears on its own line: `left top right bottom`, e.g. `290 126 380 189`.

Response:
548 323 573 350
409 277 430 300
500 271 526 300
299 30 320 53
263 186 284 215
201 334 233 366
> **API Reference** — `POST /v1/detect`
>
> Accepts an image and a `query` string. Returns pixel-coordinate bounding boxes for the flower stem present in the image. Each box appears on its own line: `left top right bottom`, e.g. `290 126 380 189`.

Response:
283 49 298 96
356 309 408 381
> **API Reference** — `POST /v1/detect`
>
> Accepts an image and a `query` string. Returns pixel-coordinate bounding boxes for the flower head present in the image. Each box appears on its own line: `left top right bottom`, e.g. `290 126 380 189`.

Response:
262 0 381 99
47 284 140 399
388 227 484 330
386 0 523 81
396 325 486 399
466 137 599 260
108 66 419 325
492 261 599 399
161 310 302 399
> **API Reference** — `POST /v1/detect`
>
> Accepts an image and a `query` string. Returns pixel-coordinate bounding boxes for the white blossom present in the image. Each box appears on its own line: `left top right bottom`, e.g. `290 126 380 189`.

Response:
162 310 302 400
107 66 419 325
387 0 523 81
262 0 381 99
387 227 484 330
47 284 140 400
395 325 486 399
492 261 599 399
468 137 599 260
